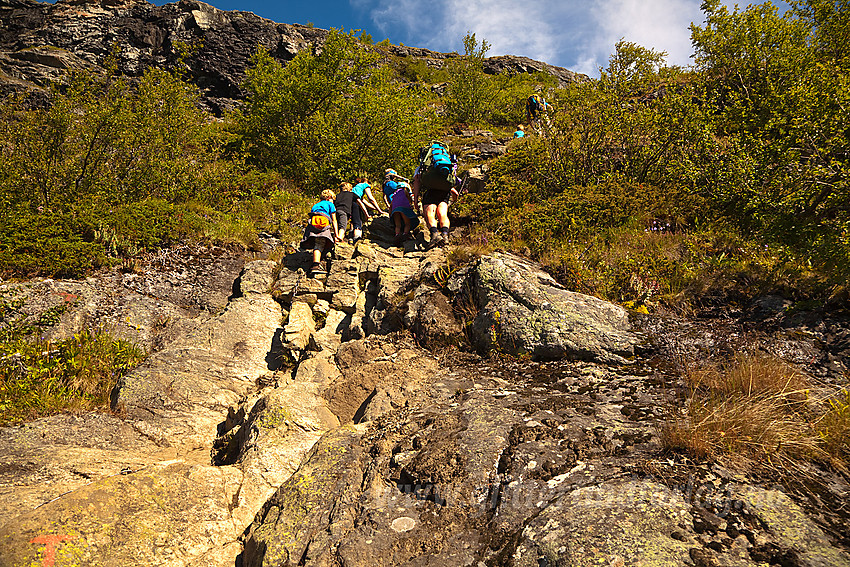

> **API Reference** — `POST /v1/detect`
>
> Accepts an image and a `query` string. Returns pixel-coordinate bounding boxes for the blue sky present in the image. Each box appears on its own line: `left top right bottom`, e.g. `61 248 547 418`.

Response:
159 0 790 76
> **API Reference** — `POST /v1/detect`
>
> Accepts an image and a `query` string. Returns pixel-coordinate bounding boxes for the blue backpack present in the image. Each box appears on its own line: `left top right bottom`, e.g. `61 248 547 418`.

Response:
419 141 455 192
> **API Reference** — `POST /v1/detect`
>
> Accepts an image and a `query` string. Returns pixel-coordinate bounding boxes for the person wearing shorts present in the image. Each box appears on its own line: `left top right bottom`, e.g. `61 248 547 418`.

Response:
300 189 340 274
413 165 459 248
334 182 361 242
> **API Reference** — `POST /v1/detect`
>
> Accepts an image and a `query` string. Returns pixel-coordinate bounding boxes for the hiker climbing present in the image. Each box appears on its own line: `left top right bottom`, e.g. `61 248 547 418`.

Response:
334 181 364 243
390 179 419 246
352 174 386 228
381 168 399 210
513 124 525 138
525 93 552 126
301 188 339 276
413 140 459 248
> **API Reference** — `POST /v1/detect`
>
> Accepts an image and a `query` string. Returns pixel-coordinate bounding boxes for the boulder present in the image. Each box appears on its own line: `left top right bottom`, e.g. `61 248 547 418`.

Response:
0 244 246 352
312 308 348 352
284 300 315 351
459 166 487 194
238 259 279 295
404 284 465 348
466 253 639 363
512 480 693 566
324 338 437 423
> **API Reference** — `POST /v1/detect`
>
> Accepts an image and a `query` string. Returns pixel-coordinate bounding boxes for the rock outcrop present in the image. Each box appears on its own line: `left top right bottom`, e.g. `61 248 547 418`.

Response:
0 0 587 113
1 230 848 566
460 253 640 363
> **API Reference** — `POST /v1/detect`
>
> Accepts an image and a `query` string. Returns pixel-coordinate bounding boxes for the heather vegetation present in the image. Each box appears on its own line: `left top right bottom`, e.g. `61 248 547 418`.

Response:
0 2 847 461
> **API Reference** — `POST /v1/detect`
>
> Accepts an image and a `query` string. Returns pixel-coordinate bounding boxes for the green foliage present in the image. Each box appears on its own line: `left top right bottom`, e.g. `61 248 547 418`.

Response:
0 65 265 277
236 29 435 190
691 0 850 280
395 57 450 84
0 211 109 278
445 32 496 124
0 329 145 425
443 32 555 126
0 67 220 209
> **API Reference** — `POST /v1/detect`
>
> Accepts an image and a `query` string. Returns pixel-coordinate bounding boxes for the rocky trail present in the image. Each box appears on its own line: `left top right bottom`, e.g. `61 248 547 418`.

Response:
1 218 849 567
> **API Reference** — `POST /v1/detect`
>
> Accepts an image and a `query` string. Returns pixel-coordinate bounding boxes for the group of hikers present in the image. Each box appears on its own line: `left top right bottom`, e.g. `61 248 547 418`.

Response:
300 94 553 276
300 141 460 275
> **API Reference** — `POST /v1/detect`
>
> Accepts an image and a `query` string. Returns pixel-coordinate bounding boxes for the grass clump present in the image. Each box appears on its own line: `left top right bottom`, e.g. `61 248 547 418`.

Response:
0 329 145 425
661 353 841 469
816 389 850 464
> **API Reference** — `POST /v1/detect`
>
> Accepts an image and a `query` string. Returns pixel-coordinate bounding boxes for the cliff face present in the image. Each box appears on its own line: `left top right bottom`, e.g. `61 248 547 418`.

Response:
0 0 326 113
0 0 586 113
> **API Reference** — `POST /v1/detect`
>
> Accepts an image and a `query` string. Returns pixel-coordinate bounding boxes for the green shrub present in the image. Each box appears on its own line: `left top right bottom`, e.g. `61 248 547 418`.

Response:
236 29 435 191
0 211 108 278
0 329 145 425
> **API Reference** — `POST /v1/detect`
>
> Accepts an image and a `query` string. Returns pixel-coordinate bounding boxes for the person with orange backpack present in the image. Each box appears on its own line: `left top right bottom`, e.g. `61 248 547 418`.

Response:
300 188 340 275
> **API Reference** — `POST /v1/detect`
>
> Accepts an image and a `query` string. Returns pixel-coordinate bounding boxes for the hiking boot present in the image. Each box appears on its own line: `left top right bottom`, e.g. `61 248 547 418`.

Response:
439 232 450 246
427 232 443 249
310 262 325 275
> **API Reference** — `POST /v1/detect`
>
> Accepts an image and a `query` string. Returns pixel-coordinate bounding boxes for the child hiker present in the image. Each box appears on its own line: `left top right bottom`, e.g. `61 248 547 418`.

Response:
334 181 362 242
352 174 386 240
300 188 339 275
390 179 418 246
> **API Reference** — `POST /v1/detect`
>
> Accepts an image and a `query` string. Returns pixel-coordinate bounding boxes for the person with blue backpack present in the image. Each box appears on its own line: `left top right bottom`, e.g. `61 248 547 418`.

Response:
526 94 552 125
412 141 459 248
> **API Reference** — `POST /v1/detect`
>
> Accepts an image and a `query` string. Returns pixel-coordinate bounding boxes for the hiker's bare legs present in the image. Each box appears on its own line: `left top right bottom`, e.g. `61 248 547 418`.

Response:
424 204 438 232
312 240 326 264
436 202 450 230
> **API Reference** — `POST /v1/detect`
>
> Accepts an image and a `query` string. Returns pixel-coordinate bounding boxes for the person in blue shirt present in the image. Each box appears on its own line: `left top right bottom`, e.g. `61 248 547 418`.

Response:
300 189 339 274
381 168 400 210
513 124 525 138
350 174 386 243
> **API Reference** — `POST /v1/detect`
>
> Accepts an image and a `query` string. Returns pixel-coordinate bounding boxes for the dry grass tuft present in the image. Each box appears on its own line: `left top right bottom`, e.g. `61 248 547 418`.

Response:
662 353 827 468
816 388 850 465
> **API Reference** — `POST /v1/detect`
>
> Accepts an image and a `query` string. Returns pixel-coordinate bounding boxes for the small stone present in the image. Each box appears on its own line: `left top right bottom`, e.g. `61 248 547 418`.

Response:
689 547 718 567
391 516 416 533
313 299 330 316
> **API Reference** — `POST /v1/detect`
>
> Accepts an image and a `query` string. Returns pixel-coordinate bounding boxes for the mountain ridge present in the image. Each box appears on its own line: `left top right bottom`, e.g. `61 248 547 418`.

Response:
0 0 587 113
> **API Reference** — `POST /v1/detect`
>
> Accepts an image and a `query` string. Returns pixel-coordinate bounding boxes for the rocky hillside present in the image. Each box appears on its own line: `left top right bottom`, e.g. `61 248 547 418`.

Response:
0 0 586 113
0 219 848 566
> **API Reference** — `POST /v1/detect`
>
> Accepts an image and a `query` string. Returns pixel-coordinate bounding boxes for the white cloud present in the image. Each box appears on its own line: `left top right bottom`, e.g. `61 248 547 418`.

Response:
362 0 777 76
585 0 704 70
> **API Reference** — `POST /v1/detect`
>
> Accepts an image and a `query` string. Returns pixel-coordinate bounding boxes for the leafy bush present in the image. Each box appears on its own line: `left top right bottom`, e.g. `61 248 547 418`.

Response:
0 65 266 277
691 0 850 282
0 211 108 278
444 33 555 126
236 29 435 190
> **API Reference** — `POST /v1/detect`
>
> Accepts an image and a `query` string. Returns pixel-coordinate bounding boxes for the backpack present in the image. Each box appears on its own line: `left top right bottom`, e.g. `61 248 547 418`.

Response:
418 141 455 192
528 95 542 111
